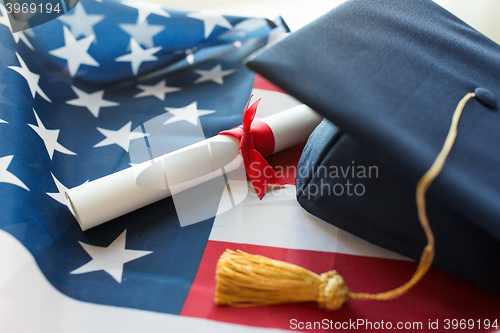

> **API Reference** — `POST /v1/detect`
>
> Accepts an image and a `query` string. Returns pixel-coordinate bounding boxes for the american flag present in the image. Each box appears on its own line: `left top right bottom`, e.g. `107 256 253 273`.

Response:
1 0 500 332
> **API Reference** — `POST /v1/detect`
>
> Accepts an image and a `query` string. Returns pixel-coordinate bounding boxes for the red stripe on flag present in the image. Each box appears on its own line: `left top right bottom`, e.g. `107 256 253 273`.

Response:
181 240 500 332
266 142 305 185
253 74 288 94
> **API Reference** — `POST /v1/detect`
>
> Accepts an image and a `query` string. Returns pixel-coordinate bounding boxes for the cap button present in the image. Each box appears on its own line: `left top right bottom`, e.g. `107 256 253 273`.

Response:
474 88 498 110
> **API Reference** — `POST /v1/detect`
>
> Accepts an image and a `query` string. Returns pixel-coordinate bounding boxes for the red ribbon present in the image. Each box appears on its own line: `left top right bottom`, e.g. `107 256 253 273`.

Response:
219 96 286 199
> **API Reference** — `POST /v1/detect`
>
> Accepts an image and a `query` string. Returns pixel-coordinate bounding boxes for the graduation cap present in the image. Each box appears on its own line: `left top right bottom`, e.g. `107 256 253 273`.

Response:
214 0 500 310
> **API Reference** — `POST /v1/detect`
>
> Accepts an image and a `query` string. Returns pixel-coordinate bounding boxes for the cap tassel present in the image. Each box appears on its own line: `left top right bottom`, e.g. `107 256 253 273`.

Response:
215 249 350 310
214 92 476 310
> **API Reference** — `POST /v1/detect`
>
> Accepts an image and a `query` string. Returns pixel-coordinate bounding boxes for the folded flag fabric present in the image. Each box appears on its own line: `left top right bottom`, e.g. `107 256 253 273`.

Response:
246 0 500 294
0 0 287 314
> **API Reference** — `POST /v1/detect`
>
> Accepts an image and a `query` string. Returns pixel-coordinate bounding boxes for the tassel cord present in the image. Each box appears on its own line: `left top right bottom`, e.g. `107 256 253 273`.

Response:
349 92 476 301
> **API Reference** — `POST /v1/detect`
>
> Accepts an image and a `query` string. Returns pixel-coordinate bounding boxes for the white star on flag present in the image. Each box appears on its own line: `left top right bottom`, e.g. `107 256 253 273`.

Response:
46 173 87 214
58 3 104 39
0 155 29 191
119 18 164 49
186 11 232 39
134 79 181 100
49 26 99 77
194 64 236 85
71 230 152 283
0 119 7 124
0 4 34 50
184 48 197 65
8 52 51 102
123 1 170 23
94 121 149 152
28 109 76 159
66 86 119 118
164 101 215 126
115 38 161 76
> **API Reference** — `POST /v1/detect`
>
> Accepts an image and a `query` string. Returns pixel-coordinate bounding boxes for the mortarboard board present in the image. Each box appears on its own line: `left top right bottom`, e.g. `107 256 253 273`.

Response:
245 0 500 294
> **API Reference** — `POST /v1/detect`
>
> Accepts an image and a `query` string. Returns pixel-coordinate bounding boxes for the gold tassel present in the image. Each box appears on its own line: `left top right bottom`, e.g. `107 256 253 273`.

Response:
215 249 350 310
214 93 475 310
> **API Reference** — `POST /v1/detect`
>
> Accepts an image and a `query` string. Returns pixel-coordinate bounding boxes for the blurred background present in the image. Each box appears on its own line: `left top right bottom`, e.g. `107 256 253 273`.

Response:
142 0 500 44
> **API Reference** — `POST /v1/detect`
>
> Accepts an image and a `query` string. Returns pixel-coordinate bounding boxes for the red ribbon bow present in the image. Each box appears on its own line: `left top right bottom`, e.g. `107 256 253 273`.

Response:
219 96 286 199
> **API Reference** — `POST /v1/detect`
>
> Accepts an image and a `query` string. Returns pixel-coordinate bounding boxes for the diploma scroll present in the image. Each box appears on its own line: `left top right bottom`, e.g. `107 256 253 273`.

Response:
66 104 322 231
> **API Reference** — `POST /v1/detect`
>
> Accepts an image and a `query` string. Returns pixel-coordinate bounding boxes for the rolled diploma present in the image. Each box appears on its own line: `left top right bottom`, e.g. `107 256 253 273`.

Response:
66 104 323 231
